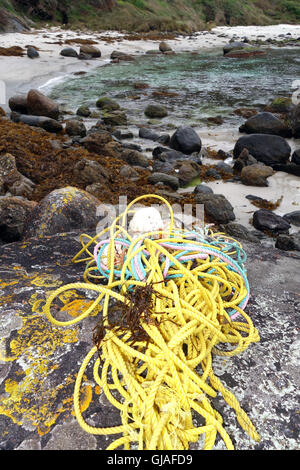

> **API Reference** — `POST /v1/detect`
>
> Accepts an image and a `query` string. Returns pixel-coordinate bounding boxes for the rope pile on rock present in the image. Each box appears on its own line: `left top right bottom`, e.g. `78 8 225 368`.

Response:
44 194 260 450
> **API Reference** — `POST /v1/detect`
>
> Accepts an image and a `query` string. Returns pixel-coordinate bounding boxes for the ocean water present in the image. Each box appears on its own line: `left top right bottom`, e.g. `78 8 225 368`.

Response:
48 47 300 131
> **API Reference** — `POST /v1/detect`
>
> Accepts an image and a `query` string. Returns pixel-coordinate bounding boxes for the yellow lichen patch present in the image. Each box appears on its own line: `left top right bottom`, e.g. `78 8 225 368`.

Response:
0 279 19 288
0 294 13 306
0 315 79 434
60 299 102 318
78 383 93 414
30 274 63 288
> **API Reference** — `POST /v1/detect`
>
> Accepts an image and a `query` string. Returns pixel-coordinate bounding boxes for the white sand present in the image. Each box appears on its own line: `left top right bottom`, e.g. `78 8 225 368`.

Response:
1 23 300 106
0 24 299 231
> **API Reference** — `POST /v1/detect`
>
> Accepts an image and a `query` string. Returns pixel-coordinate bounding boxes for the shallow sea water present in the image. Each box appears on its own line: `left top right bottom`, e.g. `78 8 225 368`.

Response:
49 47 300 131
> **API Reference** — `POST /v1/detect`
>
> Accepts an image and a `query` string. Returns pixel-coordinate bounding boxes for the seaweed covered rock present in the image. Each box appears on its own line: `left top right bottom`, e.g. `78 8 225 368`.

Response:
23 186 103 239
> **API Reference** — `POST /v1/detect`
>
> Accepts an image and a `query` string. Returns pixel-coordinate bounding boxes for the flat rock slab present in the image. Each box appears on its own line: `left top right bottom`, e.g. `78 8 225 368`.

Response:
0 233 299 450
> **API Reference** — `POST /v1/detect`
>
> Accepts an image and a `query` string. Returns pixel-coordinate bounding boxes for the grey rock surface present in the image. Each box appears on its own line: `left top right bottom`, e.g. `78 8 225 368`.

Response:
0 233 299 450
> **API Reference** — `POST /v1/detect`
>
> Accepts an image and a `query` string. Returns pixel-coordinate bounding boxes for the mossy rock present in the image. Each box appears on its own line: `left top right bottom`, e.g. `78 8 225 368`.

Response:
76 105 91 117
96 97 120 112
270 97 293 113
102 111 127 126
144 104 168 119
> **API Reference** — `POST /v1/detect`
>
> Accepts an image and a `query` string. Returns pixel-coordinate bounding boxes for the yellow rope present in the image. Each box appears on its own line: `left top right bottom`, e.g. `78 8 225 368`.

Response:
43 194 260 450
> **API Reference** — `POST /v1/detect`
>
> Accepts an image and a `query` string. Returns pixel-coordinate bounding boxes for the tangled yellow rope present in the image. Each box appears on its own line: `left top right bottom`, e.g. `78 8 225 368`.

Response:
44 194 260 450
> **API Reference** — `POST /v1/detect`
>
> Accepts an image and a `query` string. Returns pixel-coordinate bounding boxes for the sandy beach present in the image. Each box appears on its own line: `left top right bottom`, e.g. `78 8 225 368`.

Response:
1 23 300 106
1 23 300 232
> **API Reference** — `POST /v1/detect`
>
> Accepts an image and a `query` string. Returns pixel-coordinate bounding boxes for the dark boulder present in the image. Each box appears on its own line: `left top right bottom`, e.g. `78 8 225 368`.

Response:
194 193 235 224
291 149 300 165
139 127 160 141
148 173 179 190
8 95 28 114
193 184 214 195
233 134 291 167
170 126 201 155
272 163 300 177
275 232 300 251
282 211 300 227
11 113 63 133
239 112 292 138
27 46 39 59
289 103 300 138
60 47 78 58
252 209 291 234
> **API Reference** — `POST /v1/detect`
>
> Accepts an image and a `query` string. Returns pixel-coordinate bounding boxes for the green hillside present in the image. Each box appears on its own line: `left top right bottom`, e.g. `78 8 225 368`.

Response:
0 0 299 33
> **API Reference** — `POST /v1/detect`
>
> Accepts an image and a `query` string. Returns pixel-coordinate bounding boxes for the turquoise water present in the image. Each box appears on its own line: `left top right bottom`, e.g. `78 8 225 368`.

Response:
49 47 300 129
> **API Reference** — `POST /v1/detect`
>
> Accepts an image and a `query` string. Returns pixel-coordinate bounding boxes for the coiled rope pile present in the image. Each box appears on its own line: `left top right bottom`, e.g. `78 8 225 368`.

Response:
44 194 260 450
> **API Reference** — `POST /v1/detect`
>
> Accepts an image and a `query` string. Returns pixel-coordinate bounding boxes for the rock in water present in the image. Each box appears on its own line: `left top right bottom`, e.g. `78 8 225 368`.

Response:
76 105 91 117
27 89 60 120
239 112 292 137
27 46 39 59
96 97 120 111
252 209 291 233
139 127 161 141
223 41 245 55
170 126 202 155
233 134 291 167
23 187 103 239
144 104 168 119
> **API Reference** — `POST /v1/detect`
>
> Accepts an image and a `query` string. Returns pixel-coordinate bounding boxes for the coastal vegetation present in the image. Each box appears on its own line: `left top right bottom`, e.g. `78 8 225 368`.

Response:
0 0 300 32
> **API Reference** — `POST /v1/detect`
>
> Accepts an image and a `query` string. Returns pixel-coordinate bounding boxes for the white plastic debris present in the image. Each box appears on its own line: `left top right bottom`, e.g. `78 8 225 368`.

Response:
129 207 163 234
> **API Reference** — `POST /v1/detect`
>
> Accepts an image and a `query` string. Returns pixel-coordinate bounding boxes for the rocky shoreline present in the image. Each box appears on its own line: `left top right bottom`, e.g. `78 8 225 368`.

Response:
0 24 300 452
0 31 300 252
